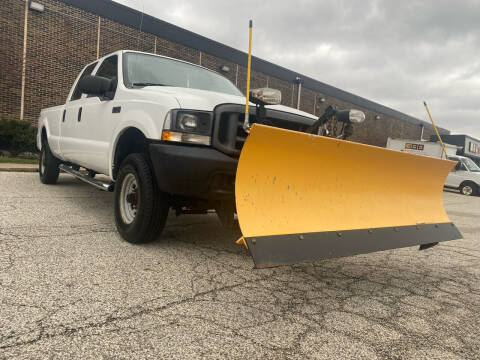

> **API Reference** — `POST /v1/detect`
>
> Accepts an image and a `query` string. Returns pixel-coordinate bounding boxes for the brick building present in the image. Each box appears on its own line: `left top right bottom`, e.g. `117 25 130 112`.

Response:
1 0 449 146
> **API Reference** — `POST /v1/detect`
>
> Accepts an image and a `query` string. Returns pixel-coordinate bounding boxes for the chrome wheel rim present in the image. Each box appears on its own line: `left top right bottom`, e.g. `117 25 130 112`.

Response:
40 148 46 175
462 185 473 196
120 173 139 224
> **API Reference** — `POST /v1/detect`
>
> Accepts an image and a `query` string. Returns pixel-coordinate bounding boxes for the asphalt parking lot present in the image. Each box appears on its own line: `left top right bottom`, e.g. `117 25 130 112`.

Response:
0 172 479 359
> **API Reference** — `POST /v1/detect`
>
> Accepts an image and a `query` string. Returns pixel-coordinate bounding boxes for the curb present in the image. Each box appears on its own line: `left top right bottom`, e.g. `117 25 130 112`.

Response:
0 167 39 173
0 163 39 173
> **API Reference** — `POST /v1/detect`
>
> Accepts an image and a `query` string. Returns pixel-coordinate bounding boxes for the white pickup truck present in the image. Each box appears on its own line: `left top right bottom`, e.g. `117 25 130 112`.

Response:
37 50 318 243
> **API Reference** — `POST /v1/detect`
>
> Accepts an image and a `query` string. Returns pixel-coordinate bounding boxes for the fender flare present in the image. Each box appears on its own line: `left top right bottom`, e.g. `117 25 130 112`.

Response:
107 101 173 179
37 118 50 150
108 122 152 179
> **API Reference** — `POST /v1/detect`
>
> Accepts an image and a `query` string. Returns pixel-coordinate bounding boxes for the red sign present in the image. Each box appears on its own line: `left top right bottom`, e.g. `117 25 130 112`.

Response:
405 143 424 151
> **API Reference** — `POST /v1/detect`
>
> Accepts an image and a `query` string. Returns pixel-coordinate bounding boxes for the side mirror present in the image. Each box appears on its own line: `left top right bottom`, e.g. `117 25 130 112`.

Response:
454 162 463 171
336 109 366 124
250 88 282 105
77 75 113 98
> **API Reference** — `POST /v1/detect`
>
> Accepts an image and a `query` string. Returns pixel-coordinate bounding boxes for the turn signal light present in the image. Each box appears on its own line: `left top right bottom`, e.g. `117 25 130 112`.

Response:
161 130 211 146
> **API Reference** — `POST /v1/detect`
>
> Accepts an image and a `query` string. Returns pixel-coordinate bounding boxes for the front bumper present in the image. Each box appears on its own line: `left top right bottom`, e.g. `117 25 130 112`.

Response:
149 143 237 200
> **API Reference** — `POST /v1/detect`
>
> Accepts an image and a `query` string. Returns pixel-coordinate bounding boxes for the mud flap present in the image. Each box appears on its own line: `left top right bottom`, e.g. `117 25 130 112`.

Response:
235 124 462 268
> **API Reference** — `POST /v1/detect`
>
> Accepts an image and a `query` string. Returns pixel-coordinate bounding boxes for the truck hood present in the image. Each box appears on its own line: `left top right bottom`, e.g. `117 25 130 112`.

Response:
135 86 317 120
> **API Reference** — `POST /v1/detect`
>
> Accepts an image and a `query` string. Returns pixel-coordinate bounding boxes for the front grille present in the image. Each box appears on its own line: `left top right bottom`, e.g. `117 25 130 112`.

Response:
212 104 314 157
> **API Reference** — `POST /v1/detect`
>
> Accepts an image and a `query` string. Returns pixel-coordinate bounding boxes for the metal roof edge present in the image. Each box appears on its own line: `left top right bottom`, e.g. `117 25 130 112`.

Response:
58 0 449 133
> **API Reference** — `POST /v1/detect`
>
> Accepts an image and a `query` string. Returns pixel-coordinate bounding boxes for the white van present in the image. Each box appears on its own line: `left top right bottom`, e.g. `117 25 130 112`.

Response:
387 138 480 196
445 155 480 196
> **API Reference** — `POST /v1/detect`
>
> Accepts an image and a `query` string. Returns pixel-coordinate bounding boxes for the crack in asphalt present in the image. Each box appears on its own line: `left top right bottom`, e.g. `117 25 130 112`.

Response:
1 226 478 358
0 173 479 359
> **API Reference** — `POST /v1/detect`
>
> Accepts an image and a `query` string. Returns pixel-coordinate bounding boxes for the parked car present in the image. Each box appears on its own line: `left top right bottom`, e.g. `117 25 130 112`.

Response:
387 138 480 196
445 155 480 196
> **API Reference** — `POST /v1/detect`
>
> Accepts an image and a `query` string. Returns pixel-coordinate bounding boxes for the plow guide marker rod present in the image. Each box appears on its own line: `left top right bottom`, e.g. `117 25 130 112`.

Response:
235 124 462 268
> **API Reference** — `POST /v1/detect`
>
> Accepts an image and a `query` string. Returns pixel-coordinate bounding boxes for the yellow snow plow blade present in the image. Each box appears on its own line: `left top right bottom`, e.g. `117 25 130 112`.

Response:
235 124 462 268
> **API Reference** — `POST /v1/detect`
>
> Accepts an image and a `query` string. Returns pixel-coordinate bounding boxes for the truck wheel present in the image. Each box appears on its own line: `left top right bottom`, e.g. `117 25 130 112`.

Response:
459 182 478 196
114 153 169 243
39 140 60 184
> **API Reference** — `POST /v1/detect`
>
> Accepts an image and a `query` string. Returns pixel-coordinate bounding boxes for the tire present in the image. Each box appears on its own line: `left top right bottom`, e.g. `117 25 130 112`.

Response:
39 140 60 184
114 153 169 243
459 182 478 196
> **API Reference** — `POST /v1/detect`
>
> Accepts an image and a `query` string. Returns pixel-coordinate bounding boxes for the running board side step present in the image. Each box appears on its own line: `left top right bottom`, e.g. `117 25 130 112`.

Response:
59 164 114 192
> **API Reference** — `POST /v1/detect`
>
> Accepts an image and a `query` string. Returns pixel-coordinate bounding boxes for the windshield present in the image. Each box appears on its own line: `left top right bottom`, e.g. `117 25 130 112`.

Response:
462 157 480 172
123 52 243 97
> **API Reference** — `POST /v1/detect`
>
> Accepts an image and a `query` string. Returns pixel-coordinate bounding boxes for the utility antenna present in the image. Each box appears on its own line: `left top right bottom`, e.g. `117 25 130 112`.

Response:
136 0 145 50
130 0 145 85
424 101 448 159
243 20 253 131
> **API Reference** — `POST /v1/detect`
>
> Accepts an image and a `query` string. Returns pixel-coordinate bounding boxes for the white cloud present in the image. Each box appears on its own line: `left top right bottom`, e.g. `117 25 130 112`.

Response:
114 0 480 138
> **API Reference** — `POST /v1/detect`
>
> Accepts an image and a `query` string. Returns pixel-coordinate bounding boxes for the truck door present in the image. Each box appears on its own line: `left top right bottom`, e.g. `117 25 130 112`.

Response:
76 54 119 174
445 157 467 188
60 61 98 163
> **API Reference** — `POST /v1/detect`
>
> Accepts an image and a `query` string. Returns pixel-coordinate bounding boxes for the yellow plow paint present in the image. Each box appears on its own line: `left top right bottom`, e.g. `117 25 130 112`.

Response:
235 124 462 268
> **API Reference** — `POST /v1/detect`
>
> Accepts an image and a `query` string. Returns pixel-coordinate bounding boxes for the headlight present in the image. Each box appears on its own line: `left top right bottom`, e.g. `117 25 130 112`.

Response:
178 113 198 131
336 109 366 124
250 87 282 105
348 109 366 124
162 110 213 146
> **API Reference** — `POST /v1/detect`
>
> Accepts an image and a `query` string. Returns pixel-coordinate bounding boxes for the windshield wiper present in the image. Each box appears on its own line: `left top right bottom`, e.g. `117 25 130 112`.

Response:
132 82 166 87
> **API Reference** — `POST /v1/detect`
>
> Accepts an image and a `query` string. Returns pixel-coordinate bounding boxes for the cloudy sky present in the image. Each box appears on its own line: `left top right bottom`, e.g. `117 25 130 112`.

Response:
114 0 480 138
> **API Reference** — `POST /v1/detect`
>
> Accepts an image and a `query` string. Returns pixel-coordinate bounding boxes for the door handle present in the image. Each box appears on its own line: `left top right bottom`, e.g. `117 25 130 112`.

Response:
78 107 82 122
62 109 66 122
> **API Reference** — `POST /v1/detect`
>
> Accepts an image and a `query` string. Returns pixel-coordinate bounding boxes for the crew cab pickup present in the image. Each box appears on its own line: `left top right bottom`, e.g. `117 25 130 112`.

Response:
37 50 317 243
